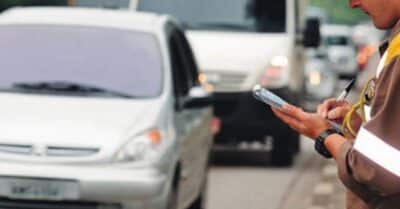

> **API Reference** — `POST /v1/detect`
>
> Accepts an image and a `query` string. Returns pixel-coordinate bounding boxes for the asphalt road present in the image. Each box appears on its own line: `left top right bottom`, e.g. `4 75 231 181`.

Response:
206 138 321 209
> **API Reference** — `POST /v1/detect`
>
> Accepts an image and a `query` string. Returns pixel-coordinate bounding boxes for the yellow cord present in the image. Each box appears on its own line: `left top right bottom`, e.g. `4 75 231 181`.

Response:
342 78 374 138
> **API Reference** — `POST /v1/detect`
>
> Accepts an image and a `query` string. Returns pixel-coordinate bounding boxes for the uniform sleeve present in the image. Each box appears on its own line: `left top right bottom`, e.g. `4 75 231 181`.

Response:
336 56 400 204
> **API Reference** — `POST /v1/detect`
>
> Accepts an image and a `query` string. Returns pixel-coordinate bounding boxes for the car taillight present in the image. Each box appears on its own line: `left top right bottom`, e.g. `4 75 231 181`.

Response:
211 117 221 135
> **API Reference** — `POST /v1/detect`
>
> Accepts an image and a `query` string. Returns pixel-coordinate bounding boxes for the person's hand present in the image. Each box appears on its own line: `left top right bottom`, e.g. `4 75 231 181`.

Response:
317 98 349 122
271 104 331 139
316 98 362 132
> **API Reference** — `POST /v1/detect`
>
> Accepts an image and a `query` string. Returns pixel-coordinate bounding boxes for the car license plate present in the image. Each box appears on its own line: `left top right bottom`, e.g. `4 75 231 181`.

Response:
0 177 79 200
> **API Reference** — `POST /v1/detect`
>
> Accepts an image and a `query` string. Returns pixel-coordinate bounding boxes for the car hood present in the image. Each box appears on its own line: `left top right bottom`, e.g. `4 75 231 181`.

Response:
186 31 291 73
0 93 161 150
305 58 331 74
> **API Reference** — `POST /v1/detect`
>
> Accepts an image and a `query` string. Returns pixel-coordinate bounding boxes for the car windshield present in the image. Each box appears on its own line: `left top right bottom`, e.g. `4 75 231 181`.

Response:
0 25 163 98
138 0 286 33
324 36 349 46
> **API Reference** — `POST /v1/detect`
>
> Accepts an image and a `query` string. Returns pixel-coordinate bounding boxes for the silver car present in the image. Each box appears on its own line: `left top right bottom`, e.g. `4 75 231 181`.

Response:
322 24 358 78
0 7 214 209
304 48 338 106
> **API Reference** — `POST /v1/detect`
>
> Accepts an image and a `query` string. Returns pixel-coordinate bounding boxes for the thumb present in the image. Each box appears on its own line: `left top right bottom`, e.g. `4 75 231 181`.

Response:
327 107 348 119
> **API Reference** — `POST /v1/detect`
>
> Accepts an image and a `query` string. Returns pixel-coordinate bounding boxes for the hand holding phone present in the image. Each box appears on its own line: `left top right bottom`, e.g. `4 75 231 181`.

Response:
252 85 288 108
253 85 343 133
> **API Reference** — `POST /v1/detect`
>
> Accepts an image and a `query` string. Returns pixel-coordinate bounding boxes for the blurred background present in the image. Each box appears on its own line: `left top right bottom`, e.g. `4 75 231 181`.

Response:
0 1 387 209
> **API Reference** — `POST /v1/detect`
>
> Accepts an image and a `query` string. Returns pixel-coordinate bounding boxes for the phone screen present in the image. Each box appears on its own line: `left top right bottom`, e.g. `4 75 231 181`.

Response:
252 85 288 108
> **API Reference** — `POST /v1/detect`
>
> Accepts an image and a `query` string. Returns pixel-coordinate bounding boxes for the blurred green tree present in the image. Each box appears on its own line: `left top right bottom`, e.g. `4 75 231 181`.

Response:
309 0 368 24
0 0 67 12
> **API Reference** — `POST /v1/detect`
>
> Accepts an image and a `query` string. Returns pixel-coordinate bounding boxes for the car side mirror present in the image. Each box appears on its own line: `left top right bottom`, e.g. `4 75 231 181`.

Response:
183 86 213 109
303 18 321 48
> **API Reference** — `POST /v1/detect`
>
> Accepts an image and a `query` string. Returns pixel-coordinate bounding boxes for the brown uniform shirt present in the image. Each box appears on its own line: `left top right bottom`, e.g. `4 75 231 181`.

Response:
337 21 400 209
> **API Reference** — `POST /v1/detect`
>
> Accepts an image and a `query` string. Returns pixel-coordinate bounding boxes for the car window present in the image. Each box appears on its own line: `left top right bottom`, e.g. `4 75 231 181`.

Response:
173 29 200 88
0 25 163 97
324 36 349 46
168 29 190 97
138 0 286 33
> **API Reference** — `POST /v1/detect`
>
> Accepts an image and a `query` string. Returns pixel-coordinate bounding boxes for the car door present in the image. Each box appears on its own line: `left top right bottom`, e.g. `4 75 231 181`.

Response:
168 27 213 209
175 30 214 205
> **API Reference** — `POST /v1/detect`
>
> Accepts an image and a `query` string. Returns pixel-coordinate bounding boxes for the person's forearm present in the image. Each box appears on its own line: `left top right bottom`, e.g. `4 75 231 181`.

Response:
324 134 347 160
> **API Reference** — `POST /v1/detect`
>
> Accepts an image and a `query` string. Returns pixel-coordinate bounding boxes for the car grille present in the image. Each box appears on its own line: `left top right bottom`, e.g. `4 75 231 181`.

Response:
46 147 99 157
337 57 349 65
0 198 108 209
0 144 32 155
205 71 247 91
0 144 99 157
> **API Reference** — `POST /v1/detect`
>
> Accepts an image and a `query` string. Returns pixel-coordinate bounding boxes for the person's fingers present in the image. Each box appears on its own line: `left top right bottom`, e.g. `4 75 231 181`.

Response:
281 104 307 120
327 106 350 119
272 107 305 132
271 107 291 121
316 98 335 117
336 100 350 106
272 107 301 125
318 99 349 118
317 104 323 115
271 107 286 119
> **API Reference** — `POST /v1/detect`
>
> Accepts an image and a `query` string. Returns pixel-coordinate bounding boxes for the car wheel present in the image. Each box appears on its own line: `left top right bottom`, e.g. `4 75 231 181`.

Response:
291 131 301 154
190 151 211 209
271 130 295 167
189 177 207 209
166 186 178 209
189 190 205 209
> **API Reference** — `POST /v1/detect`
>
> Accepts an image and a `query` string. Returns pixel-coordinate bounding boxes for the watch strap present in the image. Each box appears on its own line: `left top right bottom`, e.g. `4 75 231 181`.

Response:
314 128 340 158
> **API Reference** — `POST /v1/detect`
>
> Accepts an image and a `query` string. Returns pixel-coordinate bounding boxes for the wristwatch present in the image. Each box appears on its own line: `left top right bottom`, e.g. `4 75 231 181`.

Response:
314 128 342 158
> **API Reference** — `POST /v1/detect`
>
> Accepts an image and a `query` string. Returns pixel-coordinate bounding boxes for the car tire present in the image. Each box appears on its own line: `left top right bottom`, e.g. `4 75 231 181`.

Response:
189 150 211 209
291 131 301 154
189 176 207 209
166 186 178 209
189 188 206 209
271 130 295 167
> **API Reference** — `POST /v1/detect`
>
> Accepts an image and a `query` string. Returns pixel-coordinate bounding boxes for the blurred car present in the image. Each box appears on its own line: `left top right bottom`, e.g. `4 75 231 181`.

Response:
0 7 213 209
322 24 358 79
137 0 321 166
305 49 338 102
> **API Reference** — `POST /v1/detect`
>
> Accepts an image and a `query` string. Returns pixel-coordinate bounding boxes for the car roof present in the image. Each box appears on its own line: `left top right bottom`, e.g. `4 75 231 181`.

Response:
321 24 353 36
0 7 170 33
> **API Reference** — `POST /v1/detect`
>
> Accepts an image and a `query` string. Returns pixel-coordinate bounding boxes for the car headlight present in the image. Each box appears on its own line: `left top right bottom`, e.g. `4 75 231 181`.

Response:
115 128 162 162
308 70 322 86
259 55 289 87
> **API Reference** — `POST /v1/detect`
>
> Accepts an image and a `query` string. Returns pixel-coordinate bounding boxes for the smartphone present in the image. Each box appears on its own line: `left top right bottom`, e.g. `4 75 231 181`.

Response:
252 85 288 108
